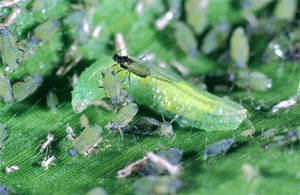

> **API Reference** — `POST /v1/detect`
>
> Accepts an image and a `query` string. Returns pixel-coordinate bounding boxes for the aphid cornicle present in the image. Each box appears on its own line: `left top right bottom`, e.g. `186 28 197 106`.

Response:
12 75 43 102
67 124 104 163
112 52 181 83
0 27 21 72
107 103 138 142
98 68 122 105
0 124 10 150
0 71 13 104
203 138 235 161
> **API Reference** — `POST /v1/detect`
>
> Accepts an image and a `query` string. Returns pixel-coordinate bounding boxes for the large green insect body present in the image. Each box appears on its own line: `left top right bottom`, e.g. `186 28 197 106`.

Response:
101 69 121 105
0 71 13 104
72 58 247 131
12 75 43 102
0 27 21 72
68 124 103 157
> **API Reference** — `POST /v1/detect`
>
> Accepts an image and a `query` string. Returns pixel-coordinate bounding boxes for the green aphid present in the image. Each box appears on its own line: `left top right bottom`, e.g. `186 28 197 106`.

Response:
230 27 249 69
122 117 161 136
63 11 85 26
12 75 43 102
232 69 272 91
107 103 138 142
156 115 177 140
113 52 181 83
33 20 61 41
17 37 39 60
46 90 59 113
201 20 231 54
185 0 208 35
172 21 198 57
67 124 103 162
0 27 21 72
261 128 279 141
98 68 122 105
133 175 182 195
0 124 10 150
274 0 297 22
203 138 235 161
0 71 13 104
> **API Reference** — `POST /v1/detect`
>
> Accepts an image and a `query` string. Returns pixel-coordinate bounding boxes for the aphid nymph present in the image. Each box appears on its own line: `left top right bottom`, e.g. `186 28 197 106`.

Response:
66 124 104 163
203 137 235 161
107 103 138 142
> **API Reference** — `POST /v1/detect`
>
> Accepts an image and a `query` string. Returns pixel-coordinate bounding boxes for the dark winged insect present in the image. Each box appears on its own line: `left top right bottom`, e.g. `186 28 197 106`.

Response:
112 51 181 83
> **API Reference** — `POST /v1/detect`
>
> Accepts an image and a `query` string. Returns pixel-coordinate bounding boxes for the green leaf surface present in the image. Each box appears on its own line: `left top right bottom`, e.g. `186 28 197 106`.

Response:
0 0 300 195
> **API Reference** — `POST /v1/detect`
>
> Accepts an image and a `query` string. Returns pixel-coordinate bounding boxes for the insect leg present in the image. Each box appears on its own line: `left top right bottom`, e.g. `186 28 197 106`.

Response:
34 140 45 152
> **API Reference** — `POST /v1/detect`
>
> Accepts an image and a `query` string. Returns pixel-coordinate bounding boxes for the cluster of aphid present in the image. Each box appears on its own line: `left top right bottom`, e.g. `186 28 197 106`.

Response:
0 7 46 104
116 147 183 194
204 125 300 161
152 0 299 102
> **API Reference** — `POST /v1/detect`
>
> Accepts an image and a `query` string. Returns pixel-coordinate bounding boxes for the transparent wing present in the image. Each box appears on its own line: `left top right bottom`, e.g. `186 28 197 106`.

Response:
130 57 181 83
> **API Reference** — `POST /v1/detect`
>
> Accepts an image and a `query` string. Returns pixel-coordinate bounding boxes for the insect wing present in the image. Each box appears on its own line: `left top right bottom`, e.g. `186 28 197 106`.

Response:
130 57 181 83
